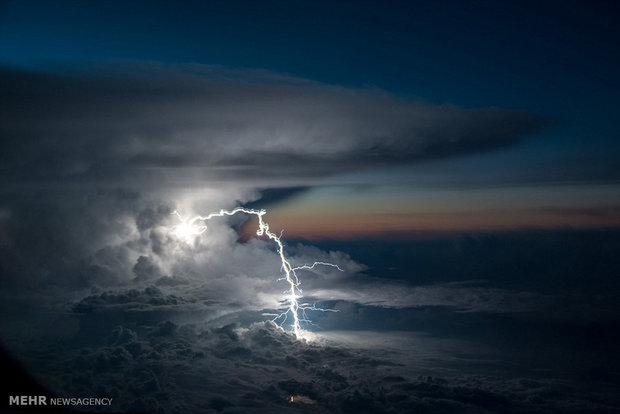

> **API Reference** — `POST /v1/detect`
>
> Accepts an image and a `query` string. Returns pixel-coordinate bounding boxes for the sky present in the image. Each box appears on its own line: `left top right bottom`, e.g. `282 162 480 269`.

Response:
1 1 620 413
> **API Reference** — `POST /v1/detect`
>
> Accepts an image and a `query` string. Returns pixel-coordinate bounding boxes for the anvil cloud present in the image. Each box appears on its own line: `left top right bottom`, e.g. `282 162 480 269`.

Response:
0 64 545 188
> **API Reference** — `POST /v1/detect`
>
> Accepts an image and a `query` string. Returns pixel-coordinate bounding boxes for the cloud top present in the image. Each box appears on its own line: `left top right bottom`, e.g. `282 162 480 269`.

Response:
0 64 546 187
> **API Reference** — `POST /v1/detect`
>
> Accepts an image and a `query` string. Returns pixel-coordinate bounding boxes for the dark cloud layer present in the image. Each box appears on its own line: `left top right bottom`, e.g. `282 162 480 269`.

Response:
0 64 545 187
9 318 620 414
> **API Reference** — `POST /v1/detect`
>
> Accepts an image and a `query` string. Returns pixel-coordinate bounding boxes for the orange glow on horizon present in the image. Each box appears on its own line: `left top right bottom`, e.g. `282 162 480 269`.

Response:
244 207 620 239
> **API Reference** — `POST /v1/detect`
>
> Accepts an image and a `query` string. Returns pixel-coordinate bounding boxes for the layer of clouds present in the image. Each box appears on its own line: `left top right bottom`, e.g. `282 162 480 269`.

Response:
310 283 553 313
12 319 619 414
0 63 545 188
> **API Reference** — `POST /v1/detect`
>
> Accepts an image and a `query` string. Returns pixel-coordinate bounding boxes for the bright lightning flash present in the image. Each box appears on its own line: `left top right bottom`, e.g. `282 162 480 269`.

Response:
172 208 341 339
171 211 207 241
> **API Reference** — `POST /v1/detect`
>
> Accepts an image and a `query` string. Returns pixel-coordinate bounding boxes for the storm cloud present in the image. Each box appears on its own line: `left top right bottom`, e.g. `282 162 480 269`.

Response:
0 63 548 306
0 63 545 188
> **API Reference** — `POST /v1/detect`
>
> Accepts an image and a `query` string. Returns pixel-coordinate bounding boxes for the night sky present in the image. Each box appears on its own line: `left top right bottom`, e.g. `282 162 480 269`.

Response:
1 1 620 413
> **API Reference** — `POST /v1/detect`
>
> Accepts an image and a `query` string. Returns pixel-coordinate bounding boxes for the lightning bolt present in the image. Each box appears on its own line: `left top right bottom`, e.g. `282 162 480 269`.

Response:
172 208 341 339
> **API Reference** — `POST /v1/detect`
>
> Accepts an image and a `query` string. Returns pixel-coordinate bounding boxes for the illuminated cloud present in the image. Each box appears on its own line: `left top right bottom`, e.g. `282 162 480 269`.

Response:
0 63 547 313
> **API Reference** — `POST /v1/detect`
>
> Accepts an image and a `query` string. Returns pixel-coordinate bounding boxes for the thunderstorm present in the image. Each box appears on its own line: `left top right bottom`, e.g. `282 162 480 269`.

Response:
172 208 341 339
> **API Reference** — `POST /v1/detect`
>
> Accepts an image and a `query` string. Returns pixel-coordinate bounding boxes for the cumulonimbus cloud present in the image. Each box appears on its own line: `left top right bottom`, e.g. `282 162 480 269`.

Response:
0 62 548 317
